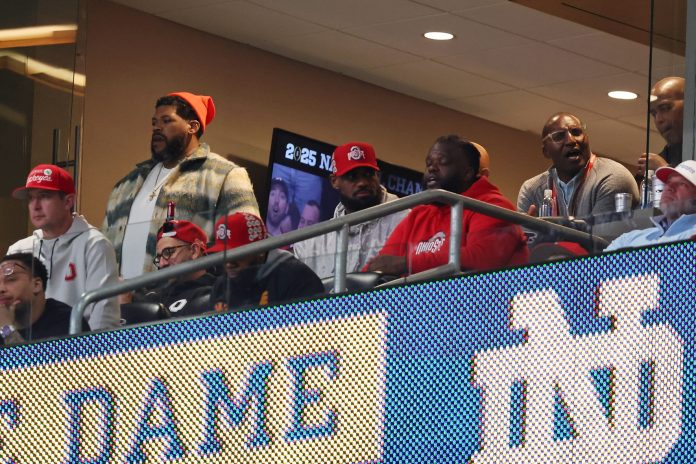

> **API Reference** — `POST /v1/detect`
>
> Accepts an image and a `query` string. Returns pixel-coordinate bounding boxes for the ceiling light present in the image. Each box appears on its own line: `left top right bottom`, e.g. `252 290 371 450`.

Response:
608 90 638 100
424 32 454 41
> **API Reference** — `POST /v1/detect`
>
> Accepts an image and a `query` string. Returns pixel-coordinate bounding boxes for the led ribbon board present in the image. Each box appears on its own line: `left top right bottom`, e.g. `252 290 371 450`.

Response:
0 241 694 462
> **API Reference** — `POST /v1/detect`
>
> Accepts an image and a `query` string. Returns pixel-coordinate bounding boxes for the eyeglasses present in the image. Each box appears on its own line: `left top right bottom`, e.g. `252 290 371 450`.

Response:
1 262 29 277
153 245 189 268
543 126 585 143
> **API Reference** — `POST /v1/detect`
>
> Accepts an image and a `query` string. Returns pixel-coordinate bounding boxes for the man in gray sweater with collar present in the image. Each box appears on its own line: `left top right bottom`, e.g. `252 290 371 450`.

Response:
518 112 638 219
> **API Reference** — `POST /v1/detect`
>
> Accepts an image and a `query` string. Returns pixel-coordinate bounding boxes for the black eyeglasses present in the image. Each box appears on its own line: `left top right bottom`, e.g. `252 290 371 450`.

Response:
153 245 189 268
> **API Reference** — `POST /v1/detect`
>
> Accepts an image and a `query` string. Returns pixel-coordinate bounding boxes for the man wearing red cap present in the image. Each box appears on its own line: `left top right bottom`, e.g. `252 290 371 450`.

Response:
367 135 528 275
292 142 408 279
7 164 120 331
208 212 323 310
102 92 259 279
127 220 216 317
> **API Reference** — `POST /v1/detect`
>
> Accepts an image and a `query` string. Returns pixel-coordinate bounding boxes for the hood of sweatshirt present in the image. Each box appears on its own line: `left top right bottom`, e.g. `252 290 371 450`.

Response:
256 248 294 281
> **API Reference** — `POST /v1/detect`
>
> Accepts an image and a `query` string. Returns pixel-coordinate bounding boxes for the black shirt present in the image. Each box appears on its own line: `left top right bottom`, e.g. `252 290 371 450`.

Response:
18 298 89 343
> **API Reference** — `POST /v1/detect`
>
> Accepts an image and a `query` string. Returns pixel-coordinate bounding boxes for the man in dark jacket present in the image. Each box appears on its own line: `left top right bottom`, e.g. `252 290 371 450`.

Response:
209 212 323 312
130 220 216 317
0 253 88 345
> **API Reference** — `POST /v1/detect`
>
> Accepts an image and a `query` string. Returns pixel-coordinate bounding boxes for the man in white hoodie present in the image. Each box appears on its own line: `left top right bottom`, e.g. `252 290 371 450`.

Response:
7 164 120 331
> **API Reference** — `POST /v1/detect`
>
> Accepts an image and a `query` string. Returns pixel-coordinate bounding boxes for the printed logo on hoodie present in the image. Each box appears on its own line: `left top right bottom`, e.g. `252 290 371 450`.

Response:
415 232 446 255
65 263 77 281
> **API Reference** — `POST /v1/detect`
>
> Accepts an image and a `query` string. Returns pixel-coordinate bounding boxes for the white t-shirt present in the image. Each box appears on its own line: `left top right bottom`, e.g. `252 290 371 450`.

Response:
120 163 172 279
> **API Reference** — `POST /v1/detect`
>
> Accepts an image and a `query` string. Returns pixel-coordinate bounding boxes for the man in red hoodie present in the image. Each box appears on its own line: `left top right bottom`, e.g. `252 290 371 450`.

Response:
366 135 528 275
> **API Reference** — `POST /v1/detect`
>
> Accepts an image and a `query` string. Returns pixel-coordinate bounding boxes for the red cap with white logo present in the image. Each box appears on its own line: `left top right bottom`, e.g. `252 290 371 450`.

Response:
207 212 267 253
156 220 208 251
331 142 379 177
12 164 75 199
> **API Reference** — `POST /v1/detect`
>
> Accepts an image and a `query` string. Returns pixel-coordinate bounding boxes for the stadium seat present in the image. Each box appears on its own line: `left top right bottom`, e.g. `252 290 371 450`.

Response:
120 302 169 326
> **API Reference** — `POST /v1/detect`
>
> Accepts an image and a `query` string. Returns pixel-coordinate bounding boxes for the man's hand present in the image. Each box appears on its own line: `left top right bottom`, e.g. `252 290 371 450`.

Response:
0 300 17 328
637 153 668 174
527 204 538 217
365 255 407 275
0 301 23 346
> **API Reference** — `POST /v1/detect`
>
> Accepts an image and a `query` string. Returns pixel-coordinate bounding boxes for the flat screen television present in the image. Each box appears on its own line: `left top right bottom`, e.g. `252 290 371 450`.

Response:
264 128 424 238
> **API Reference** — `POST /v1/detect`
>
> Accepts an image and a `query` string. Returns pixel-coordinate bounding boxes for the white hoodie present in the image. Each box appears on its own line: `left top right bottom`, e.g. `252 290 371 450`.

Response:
7 214 120 330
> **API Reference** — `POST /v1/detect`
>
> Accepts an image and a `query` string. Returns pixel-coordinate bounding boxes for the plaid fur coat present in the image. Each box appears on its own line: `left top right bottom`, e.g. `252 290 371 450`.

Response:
102 143 259 274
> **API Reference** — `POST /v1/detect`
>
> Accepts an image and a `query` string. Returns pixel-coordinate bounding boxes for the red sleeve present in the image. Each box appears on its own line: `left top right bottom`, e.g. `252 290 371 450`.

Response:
409 210 525 274
376 212 412 257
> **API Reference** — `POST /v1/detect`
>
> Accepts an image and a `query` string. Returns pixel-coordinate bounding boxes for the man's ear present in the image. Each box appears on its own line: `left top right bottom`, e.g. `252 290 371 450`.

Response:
32 277 43 296
187 120 201 135
191 241 204 260
64 193 76 212
541 142 551 159
330 175 339 190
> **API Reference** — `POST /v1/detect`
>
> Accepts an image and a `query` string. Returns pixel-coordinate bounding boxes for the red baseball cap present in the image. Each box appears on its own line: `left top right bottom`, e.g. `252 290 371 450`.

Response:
13 164 75 200
168 91 216 132
332 142 379 177
208 212 267 253
157 220 208 251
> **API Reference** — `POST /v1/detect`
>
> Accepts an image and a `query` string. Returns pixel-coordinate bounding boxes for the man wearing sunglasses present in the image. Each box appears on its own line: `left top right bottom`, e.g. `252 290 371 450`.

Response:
0 253 88 346
518 112 638 218
127 220 216 317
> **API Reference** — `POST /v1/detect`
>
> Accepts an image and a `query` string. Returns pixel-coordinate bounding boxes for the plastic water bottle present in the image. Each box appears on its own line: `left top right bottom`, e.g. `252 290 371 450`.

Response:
652 173 664 208
640 170 653 209
539 189 553 217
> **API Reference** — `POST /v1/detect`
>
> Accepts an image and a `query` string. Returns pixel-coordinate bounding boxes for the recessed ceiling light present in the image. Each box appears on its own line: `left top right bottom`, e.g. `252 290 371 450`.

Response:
608 90 638 100
424 32 454 41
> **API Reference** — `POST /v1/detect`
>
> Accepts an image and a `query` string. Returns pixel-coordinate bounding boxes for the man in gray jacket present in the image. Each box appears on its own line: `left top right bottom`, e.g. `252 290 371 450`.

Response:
8 164 120 331
293 142 408 279
518 112 638 218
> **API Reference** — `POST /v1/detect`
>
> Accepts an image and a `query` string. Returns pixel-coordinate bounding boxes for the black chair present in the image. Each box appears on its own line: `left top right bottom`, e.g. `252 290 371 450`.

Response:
321 271 397 294
119 302 169 326
180 293 213 317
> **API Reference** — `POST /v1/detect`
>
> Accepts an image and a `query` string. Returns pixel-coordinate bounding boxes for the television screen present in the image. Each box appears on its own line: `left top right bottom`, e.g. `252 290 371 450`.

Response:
265 129 339 237
264 128 425 238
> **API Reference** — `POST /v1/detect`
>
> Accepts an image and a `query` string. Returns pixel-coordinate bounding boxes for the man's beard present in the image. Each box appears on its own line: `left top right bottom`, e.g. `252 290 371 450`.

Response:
340 191 380 213
151 133 186 163
14 301 31 328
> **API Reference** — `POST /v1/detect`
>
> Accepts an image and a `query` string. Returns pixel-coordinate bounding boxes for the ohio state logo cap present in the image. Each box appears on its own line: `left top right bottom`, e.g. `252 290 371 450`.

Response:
331 142 379 177
208 212 267 253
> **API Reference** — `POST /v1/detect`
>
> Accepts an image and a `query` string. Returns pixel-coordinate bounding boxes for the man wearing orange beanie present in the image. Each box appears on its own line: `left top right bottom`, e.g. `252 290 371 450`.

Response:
102 92 259 279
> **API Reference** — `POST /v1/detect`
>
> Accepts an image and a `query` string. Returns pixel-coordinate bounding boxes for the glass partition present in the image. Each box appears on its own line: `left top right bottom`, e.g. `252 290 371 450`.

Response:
0 0 85 345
